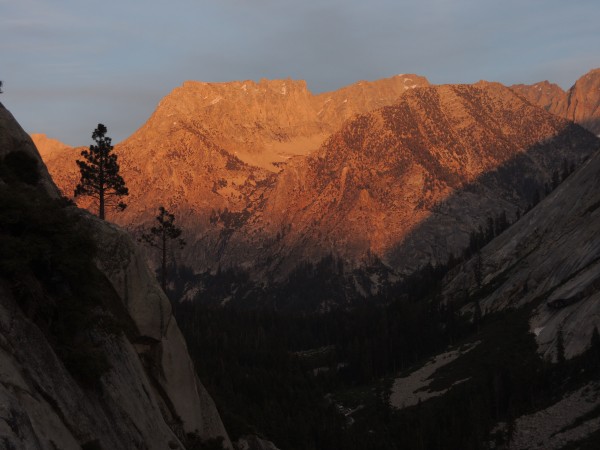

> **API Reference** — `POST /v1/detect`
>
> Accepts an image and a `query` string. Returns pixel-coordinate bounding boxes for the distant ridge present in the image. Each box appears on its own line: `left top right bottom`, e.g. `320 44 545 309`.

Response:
511 67 600 135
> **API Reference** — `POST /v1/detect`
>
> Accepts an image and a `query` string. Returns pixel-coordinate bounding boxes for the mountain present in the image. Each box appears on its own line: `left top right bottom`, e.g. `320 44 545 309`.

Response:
217 82 598 276
127 74 429 171
35 75 599 293
35 75 430 270
512 67 600 135
560 68 600 134
1 103 231 449
510 80 566 113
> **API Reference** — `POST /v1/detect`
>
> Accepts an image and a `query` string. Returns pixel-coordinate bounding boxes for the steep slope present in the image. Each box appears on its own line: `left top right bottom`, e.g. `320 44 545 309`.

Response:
442 141 600 361
220 82 598 276
510 80 566 113
560 68 600 135
1 103 231 449
512 68 600 135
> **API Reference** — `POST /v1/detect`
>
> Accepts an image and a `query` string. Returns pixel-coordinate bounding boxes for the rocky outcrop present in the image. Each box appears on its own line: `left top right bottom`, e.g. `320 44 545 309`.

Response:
86 215 231 447
1 102 231 449
442 140 600 360
560 68 600 135
512 68 600 135
2 109 59 197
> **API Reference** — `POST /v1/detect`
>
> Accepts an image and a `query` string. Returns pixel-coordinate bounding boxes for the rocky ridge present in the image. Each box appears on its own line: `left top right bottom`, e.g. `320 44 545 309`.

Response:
512 67 600 135
218 82 598 275
35 74 600 288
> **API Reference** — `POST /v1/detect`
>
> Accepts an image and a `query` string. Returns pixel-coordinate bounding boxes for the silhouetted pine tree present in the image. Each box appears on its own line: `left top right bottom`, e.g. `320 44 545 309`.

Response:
140 206 186 292
74 124 128 220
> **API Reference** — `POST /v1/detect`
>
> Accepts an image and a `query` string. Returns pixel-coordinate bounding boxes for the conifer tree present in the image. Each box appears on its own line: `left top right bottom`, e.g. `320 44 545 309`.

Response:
74 124 128 220
0 80 3 93
140 206 186 292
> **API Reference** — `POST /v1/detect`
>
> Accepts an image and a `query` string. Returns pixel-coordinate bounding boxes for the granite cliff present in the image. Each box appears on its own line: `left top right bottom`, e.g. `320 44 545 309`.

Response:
1 103 231 449
442 136 600 361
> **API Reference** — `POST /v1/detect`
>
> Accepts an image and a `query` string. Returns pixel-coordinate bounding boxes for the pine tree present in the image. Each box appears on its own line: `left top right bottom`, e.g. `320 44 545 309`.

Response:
140 206 186 292
0 80 3 93
74 124 128 219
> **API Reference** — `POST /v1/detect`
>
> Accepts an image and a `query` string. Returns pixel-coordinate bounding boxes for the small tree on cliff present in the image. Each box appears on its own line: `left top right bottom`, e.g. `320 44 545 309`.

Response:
0 80 3 93
74 124 128 220
140 206 186 292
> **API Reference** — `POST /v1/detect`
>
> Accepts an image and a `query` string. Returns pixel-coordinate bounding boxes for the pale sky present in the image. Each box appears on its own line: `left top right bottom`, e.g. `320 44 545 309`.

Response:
1 0 598 145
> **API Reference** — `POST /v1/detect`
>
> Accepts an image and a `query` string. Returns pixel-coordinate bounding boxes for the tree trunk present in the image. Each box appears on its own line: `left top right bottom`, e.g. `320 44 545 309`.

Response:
99 190 105 220
161 231 167 293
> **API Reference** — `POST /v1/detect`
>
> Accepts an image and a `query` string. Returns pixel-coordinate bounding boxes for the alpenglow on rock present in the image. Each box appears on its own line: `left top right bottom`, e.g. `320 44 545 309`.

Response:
511 67 600 135
35 74 599 293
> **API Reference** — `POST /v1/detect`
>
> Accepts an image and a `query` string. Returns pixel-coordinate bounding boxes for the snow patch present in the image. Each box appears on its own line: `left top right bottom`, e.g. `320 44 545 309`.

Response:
281 85 287 95
390 342 479 409
210 96 223 105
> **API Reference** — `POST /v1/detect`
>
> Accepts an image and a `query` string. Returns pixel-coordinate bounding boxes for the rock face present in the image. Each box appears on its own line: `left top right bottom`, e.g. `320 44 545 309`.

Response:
512 67 600 135
126 74 430 171
219 82 598 275
442 137 600 360
1 102 231 449
560 68 600 135
35 75 599 287
510 80 566 114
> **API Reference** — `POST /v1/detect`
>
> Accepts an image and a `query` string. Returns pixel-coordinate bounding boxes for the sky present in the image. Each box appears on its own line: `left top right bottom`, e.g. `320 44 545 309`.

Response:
1 0 599 146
